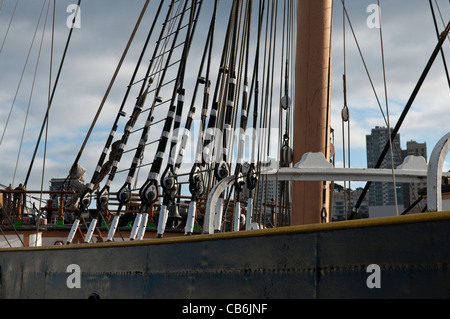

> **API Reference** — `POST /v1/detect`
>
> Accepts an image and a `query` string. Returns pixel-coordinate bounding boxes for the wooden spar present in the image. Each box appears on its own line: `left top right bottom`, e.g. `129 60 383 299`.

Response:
292 0 333 225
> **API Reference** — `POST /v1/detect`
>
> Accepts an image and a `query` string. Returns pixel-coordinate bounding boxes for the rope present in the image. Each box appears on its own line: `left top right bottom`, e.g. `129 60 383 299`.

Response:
34 0 52 246
24 0 82 187
119 0 185 197
350 21 450 219
0 0 44 152
139 0 201 213
200 0 235 184
429 0 450 89
75 0 164 217
434 0 450 42
275 0 294 226
127 0 188 210
72 0 151 190
268 0 278 221
234 0 252 191
0 0 19 55
164 0 202 175
65 0 155 243
11 0 49 187
141 1 188 185
98 0 188 206
0 227 12 248
158 0 202 228
149 0 203 238
341 0 389 128
397 0 450 214
214 0 239 183
245 0 264 225
377 0 399 216
254 0 277 226
341 0 351 219
189 0 218 197
184 0 218 209
38 0 55 229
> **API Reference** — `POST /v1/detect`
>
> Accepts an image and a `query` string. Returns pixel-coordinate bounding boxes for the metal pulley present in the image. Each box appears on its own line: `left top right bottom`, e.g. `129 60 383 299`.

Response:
198 76 207 84
246 164 257 191
215 162 229 180
80 191 92 211
142 181 158 204
147 184 158 202
161 169 178 198
189 165 204 200
97 187 109 210
280 145 293 167
117 184 132 204
160 165 178 209
234 171 246 193
189 173 203 194
162 175 176 191
341 105 350 122
280 136 293 167
281 94 291 110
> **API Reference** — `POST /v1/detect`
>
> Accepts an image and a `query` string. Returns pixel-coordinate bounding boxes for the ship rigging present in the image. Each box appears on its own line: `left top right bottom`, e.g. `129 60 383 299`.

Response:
0 0 448 247
0 0 449 300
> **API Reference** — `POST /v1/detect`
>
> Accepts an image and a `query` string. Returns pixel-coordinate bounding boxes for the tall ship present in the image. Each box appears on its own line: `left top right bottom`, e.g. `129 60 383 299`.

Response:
0 0 449 298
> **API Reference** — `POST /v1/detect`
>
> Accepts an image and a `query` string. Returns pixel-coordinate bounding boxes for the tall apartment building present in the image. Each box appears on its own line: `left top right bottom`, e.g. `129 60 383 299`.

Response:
332 186 369 221
403 140 427 158
366 126 403 211
242 158 290 227
402 140 427 212
49 178 73 207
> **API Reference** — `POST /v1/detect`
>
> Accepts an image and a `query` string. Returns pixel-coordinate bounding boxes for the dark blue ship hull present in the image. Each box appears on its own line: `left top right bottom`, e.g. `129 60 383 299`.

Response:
0 211 449 299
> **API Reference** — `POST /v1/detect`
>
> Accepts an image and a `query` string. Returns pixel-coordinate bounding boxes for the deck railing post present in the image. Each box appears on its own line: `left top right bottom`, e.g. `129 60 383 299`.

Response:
427 132 450 212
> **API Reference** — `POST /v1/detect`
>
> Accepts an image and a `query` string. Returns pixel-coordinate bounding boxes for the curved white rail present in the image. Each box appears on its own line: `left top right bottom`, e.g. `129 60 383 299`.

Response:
204 132 450 232
427 132 450 212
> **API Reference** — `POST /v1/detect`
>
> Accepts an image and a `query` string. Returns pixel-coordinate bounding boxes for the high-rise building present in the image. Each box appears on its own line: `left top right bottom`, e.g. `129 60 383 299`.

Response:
244 158 290 227
366 127 403 211
404 140 427 158
49 178 72 207
402 140 427 213
49 178 76 223
332 185 369 221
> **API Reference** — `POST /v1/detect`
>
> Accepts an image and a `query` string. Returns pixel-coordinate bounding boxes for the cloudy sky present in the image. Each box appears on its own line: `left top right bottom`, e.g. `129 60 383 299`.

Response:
0 0 449 198
331 0 450 189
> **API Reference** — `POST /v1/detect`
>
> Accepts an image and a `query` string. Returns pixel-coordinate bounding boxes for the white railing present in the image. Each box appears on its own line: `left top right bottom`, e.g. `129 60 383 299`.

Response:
204 132 450 233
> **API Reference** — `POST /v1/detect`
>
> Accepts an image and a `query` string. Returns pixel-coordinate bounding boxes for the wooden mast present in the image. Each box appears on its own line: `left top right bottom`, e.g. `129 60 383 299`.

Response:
292 0 333 225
